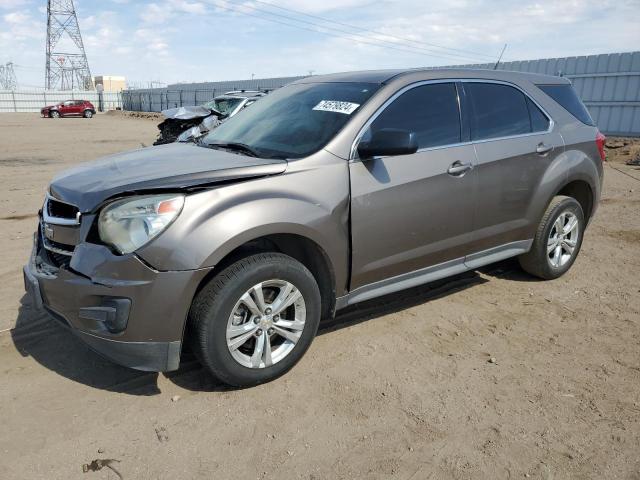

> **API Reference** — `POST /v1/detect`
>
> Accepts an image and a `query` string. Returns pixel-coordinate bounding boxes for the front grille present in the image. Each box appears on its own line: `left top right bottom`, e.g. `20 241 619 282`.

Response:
47 196 79 220
48 250 71 269
38 219 74 270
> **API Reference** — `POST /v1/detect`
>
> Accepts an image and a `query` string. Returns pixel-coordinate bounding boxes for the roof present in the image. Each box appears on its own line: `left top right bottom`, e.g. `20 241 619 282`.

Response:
293 68 569 85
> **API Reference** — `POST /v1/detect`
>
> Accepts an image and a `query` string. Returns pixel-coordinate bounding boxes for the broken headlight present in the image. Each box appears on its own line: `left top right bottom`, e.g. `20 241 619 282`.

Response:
98 194 184 254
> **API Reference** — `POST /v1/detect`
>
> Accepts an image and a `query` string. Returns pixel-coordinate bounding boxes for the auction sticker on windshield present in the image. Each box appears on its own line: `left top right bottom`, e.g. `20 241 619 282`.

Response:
313 100 360 115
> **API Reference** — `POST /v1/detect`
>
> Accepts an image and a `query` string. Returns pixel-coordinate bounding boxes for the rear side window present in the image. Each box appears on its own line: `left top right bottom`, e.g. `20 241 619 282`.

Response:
367 82 461 149
466 83 532 140
527 97 550 132
538 84 594 126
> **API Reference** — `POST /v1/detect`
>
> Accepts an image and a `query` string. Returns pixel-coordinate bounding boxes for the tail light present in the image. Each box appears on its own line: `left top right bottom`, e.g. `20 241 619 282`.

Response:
595 131 606 162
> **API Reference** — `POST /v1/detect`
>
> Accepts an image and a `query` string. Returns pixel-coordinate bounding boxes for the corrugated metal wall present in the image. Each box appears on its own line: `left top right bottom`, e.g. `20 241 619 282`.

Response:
0 90 123 113
121 75 304 113
122 51 639 137
455 51 640 136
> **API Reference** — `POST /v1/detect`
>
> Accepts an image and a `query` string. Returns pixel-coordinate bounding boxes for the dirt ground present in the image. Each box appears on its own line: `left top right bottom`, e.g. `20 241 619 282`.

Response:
0 113 638 479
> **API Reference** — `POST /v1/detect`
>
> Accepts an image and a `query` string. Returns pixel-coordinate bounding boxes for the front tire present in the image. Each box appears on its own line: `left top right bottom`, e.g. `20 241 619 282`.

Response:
49 111 60 118
519 195 584 279
189 253 321 387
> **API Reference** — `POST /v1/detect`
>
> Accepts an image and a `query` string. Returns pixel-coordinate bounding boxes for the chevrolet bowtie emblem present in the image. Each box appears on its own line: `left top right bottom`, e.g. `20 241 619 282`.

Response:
44 224 55 240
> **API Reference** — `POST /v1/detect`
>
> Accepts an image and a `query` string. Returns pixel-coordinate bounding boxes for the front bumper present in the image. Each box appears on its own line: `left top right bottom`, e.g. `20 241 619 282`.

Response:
24 231 211 372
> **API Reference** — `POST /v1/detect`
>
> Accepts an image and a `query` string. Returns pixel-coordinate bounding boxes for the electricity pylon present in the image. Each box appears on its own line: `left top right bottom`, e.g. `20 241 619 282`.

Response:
45 0 92 90
0 62 18 89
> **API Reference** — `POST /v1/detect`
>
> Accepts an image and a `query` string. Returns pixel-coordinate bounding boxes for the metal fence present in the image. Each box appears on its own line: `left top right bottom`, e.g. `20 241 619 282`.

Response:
121 76 306 112
121 86 286 112
123 89 225 112
457 51 640 137
0 90 123 113
121 51 640 137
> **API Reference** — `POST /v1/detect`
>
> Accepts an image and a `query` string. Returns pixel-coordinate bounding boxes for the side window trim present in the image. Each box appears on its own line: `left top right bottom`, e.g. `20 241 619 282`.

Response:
350 78 555 160
456 81 472 143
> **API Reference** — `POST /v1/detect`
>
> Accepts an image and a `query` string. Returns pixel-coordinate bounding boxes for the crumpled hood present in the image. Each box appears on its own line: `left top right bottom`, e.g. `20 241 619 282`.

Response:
42 104 59 110
49 143 287 212
161 105 220 120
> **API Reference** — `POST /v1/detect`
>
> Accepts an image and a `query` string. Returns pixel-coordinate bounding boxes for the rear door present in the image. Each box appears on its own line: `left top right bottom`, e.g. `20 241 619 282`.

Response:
462 81 564 259
349 81 478 289
72 100 85 115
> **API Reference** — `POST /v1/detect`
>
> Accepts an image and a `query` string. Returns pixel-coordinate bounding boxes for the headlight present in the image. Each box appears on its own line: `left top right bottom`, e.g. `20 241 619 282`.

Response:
98 194 184 254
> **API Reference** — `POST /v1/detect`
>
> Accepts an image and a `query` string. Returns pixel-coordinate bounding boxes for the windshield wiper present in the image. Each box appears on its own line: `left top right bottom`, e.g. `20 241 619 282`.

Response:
205 142 260 158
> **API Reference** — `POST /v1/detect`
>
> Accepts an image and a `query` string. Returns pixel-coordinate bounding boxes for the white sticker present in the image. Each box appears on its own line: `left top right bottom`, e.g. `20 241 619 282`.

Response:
313 100 360 115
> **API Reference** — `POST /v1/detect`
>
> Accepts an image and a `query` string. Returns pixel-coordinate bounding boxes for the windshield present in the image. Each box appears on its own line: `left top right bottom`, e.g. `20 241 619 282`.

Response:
202 82 380 159
203 97 245 115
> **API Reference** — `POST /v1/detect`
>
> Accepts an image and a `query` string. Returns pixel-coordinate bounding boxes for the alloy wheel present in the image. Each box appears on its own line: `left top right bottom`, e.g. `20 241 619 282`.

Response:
547 211 579 268
226 279 306 369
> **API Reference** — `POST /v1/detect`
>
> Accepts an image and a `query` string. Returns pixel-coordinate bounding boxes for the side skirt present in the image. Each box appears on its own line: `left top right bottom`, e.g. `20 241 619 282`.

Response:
335 239 532 310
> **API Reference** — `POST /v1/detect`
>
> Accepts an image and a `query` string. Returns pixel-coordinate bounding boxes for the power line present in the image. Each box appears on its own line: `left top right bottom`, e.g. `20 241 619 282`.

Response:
236 0 502 62
220 1 491 63
212 2 492 63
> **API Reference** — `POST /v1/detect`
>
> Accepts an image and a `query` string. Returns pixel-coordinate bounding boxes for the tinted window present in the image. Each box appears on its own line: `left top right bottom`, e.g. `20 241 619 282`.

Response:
538 84 594 126
527 97 550 132
365 83 461 150
466 83 531 140
204 82 380 158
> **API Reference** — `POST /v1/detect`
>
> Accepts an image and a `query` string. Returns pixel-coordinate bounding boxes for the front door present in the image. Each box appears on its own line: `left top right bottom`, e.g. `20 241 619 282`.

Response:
349 82 477 290
59 101 74 116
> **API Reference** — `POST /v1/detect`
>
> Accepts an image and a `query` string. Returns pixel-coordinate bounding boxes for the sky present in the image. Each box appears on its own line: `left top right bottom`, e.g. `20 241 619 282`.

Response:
1 0 639 89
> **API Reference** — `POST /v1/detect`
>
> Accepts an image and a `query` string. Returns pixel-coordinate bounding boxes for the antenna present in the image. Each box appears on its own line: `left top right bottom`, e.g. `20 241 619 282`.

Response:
493 44 507 70
0 62 18 89
46 0 92 90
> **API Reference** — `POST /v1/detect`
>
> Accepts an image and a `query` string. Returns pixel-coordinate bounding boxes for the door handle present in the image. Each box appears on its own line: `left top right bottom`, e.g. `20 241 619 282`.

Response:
447 161 473 176
536 143 553 155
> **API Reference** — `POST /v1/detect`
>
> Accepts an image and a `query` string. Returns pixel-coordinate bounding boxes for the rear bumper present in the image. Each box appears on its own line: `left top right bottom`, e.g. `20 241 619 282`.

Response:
23 232 211 372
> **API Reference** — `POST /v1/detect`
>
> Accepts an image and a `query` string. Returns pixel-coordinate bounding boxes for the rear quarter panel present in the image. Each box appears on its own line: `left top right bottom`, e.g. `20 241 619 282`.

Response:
521 82 603 229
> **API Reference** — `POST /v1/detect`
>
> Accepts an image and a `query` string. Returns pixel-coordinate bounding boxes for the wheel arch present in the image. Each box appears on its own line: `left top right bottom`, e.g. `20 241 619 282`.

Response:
192 232 338 324
555 179 594 220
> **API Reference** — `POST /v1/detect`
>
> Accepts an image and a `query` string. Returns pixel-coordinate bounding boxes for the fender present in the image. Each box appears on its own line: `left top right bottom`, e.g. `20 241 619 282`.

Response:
525 144 600 234
137 155 351 294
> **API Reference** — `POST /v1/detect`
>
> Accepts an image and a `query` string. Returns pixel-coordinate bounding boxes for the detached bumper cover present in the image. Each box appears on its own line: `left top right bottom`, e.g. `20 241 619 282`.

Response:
24 236 211 372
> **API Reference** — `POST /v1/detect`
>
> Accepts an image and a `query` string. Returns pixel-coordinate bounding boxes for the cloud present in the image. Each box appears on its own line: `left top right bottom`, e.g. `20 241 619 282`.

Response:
0 0 29 9
3 0 640 88
3 10 28 23
140 0 206 23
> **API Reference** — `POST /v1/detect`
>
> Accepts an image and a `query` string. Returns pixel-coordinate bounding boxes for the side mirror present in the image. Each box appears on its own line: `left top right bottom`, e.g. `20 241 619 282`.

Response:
357 128 418 159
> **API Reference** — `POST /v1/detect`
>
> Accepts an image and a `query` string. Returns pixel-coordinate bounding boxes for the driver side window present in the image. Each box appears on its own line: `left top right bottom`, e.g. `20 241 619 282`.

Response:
363 82 462 150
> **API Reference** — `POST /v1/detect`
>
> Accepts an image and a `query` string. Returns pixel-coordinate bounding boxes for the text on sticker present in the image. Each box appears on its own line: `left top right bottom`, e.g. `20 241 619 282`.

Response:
313 100 360 115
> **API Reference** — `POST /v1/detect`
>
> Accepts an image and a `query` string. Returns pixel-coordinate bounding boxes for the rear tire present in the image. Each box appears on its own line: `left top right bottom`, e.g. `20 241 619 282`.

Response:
189 253 321 387
518 195 584 280
83 110 93 118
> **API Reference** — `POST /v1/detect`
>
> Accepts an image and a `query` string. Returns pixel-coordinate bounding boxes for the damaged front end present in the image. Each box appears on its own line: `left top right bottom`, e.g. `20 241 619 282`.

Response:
154 105 224 146
24 142 288 371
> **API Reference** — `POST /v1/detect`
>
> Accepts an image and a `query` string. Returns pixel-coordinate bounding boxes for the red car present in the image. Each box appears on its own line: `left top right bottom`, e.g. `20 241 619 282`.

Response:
41 100 96 118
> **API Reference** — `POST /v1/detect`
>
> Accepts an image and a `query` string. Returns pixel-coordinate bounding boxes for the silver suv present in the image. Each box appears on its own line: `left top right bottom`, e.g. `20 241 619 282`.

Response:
24 68 605 386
